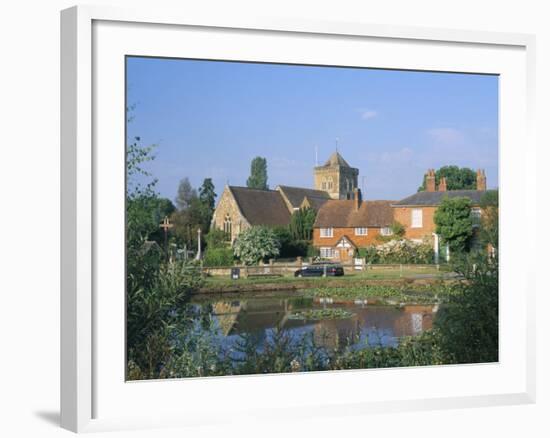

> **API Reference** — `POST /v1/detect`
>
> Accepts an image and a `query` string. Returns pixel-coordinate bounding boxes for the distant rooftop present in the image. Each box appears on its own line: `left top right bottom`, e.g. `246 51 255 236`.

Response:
318 151 351 168
392 189 497 207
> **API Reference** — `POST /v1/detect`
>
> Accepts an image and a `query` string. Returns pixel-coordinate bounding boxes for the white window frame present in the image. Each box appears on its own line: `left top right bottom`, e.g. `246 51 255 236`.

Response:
320 247 334 258
354 227 368 236
411 208 423 228
380 227 393 236
320 227 333 238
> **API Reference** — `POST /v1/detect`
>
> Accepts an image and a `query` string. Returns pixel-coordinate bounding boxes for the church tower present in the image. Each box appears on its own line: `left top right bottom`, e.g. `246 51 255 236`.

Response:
314 151 359 200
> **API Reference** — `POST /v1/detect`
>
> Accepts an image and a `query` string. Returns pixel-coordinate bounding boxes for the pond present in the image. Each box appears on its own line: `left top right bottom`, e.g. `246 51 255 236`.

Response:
190 290 437 354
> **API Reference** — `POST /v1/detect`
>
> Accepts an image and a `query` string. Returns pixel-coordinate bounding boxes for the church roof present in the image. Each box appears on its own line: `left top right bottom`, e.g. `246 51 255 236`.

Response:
228 186 291 227
276 185 330 210
392 189 496 207
321 151 351 168
314 200 394 228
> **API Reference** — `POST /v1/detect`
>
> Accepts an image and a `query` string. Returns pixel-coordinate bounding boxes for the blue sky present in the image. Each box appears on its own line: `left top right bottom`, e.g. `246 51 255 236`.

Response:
126 57 498 202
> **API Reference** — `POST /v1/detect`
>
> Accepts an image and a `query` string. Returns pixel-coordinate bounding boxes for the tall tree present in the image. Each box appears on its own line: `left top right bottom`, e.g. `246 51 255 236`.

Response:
246 157 268 190
289 207 316 241
175 177 197 210
199 178 217 232
418 166 477 192
434 197 474 253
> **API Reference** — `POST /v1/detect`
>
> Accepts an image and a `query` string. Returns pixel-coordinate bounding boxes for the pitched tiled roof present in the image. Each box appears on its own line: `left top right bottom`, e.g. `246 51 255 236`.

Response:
228 186 291 227
277 185 330 209
314 200 394 228
320 151 351 168
392 190 496 207
302 195 329 211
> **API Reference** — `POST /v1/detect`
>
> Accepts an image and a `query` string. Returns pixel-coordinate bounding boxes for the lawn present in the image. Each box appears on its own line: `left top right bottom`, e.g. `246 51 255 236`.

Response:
202 265 450 288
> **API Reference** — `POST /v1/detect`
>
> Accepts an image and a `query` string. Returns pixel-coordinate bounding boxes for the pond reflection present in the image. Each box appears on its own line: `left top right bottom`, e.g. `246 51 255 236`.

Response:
191 291 436 352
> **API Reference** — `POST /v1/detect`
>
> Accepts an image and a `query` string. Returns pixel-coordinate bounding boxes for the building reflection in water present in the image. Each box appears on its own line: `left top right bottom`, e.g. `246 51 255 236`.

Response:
208 295 435 351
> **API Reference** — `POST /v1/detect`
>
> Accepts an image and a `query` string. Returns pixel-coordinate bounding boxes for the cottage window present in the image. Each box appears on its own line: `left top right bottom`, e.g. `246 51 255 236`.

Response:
223 214 232 240
355 227 368 236
411 209 423 228
320 227 333 238
320 247 335 258
380 227 393 236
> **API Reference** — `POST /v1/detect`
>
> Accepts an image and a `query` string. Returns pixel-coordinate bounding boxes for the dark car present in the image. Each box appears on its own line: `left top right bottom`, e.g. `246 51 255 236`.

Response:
294 262 344 277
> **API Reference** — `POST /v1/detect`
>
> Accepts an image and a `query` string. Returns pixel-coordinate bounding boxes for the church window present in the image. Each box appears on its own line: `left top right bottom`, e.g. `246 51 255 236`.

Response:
223 214 232 240
321 178 327 190
327 176 334 190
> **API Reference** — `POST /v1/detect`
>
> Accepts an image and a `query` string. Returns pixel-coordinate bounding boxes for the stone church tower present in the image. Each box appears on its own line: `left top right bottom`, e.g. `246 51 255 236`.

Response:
314 151 359 200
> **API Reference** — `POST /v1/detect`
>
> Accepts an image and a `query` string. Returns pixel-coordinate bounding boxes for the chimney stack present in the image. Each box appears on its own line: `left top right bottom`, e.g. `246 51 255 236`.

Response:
438 176 447 192
426 169 436 192
476 169 487 191
354 188 361 210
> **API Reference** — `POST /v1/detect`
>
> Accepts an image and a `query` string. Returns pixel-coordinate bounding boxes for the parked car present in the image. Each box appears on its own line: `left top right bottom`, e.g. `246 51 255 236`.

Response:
294 262 344 277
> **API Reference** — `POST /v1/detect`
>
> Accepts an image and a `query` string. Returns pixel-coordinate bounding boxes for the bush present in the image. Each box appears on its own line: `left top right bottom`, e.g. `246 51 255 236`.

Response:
306 244 320 258
273 226 308 258
434 251 498 363
375 221 406 243
205 228 228 249
360 239 433 264
233 226 280 265
203 247 234 267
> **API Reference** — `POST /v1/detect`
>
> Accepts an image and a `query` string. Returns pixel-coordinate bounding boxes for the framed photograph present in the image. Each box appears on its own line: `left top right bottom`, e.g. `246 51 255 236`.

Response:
61 5 536 433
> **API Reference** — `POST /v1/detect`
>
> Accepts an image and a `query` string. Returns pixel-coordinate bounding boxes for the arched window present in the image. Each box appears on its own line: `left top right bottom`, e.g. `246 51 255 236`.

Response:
223 214 232 240
327 176 334 190
321 177 327 190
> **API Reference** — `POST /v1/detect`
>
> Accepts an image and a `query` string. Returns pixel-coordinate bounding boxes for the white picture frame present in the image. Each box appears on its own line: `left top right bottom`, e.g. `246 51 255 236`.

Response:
61 5 536 433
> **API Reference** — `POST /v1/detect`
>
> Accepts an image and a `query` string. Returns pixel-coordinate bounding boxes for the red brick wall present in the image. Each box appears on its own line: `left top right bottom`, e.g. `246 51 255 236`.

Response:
313 227 384 248
392 206 437 240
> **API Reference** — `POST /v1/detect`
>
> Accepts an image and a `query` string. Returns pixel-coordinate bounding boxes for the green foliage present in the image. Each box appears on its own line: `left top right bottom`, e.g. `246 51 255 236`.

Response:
175 177 197 210
126 261 204 379
360 246 379 263
203 247 234 267
204 228 228 250
288 308 355 320
233 226 280 265
172 178 217 248
273 226 308 258
418 165 477 191
434 197 474 253
304 284 453 303
306 244 320 258
434 252 499 363
289 207 316 241
376 221 406 242
198 178 217 232
480 190 499 250
246 156 269 190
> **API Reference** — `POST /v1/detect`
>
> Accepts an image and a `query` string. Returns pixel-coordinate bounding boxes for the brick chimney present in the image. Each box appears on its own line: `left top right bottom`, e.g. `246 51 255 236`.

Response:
438 176 447 192
476 169 487 191
354 188 362 210
426 169 436 192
